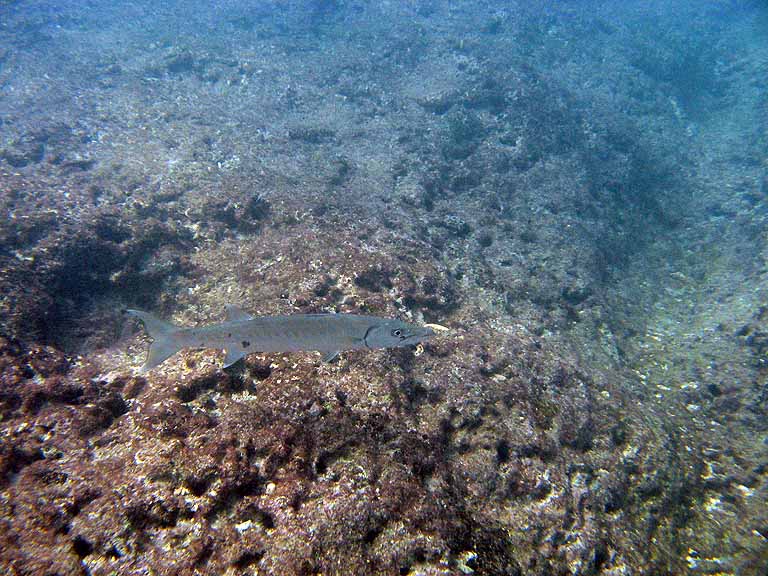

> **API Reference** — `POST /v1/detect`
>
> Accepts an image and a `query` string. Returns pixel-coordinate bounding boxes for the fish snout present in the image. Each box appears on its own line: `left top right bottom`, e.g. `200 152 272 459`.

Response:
407 325 438 344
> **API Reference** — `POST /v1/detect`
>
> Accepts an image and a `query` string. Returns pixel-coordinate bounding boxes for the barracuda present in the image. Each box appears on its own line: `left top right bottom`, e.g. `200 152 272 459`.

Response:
125 305 437 373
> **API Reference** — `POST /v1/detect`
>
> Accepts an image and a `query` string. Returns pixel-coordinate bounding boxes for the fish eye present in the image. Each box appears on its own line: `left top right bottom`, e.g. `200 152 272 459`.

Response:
392 329 403 338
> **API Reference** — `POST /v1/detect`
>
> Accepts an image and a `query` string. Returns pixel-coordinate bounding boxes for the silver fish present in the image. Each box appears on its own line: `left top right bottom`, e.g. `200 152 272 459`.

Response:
125 305 436 373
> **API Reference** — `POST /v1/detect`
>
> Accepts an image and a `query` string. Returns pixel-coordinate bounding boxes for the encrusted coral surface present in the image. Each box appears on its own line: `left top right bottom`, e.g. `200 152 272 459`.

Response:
1 1 767 574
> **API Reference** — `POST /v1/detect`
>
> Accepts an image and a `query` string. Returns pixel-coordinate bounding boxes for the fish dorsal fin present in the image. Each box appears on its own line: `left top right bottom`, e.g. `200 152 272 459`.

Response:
224 304 253 322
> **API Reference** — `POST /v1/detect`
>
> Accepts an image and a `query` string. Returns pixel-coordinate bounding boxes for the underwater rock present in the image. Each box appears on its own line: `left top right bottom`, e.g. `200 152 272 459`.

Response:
417 91 457 115
353 265 393 292
288 126 336 144
165 50 197 74
436 214 472 237
1 136 44 167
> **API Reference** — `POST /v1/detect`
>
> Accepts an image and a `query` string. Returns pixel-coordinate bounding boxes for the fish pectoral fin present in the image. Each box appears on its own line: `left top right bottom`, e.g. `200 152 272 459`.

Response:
320 350 340 363
224 304 254 322
223 348 247 368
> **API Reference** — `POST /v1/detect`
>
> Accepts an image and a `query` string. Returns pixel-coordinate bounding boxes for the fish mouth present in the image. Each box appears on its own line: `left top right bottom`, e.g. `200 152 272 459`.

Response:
405 326 437 344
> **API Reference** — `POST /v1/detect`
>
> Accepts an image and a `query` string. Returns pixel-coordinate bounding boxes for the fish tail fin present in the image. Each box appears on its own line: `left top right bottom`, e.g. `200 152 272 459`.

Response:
125 309 184 373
